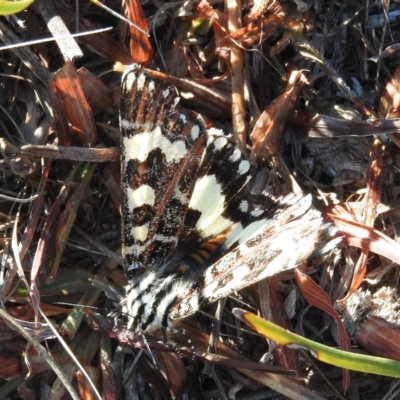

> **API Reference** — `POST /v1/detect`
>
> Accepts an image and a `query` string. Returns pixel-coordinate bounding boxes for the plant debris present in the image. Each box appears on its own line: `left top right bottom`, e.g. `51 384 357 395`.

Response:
1 0 400 399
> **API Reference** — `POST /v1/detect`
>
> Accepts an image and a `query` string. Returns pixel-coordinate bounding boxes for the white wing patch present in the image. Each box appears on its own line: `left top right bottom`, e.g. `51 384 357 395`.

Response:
127 185 156 208
122 128 188 163
189 175 225 228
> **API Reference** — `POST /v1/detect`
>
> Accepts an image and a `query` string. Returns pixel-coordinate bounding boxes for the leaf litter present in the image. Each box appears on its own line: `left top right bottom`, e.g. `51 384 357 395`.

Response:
1 0 400 398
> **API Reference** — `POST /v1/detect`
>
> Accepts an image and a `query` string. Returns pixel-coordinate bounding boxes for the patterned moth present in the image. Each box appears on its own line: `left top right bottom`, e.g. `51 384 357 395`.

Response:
119 64 339 333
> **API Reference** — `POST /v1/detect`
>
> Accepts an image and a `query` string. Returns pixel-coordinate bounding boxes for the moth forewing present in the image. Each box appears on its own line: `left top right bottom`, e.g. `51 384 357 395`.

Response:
120 66 208 275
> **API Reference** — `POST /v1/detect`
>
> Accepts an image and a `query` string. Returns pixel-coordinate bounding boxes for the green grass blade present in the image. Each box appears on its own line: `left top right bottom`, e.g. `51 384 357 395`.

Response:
233 308 400 378
0 0 34 15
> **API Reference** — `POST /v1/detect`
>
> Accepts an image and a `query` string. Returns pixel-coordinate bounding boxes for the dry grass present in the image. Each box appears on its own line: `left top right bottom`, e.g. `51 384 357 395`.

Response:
1 0 400 399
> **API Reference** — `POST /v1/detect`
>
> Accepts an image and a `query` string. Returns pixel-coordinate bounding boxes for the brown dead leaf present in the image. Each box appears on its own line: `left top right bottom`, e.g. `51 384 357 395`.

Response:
246 0 285 22
327 206 400 265
340 146 384 300
0 354 24 379
29 163 96 293
157 352 187 397
123 0 153 66
7 303 71 321
52 163 96 281
18 159 50 263
196 1 229 65
54 61 97 147
48 79 71 147
76 366 100 400
102 162 122 217
363 146 384 226
295 266 351 393
379 66 400 119
357 316 400 361
77 68 115 115
250 71 307 161
229 14 285 48
259 279 302 377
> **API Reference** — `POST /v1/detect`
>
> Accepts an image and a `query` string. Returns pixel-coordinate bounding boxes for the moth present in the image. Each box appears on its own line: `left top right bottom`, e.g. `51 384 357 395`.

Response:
119 64 339 333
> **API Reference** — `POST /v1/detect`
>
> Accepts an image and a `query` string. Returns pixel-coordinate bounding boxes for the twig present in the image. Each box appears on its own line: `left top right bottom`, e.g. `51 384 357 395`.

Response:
226 0 247 152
